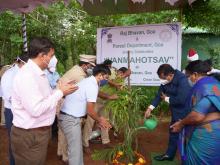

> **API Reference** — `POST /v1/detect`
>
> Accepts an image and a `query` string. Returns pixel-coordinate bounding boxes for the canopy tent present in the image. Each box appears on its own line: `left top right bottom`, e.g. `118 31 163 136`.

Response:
76 0 197 16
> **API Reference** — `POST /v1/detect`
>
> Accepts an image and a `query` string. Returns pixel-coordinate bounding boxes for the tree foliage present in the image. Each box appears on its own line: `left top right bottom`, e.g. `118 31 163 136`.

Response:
183 0 220 34
0 0 220 73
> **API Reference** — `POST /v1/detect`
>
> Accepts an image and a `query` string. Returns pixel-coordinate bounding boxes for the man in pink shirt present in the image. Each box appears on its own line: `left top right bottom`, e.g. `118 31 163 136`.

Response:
10 37 78 165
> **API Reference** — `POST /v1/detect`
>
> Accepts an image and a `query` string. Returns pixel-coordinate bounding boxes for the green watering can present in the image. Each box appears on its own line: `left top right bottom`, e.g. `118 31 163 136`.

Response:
138 115 158 131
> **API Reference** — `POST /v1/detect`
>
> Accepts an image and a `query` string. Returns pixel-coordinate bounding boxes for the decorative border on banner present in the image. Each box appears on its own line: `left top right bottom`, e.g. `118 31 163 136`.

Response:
167 23 179 35
100 28 111 63
101 28 111 39
166 23 180 74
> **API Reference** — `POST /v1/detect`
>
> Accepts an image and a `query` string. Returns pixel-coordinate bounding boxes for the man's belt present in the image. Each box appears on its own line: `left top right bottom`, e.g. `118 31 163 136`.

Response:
60 111 86 119
13 125 51 131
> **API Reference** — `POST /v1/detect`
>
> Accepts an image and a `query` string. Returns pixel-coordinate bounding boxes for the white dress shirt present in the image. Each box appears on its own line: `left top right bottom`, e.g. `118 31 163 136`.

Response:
11 60 63 129
62 76 98 117
1 64 19 109
207 68 220 75
0 84 2 97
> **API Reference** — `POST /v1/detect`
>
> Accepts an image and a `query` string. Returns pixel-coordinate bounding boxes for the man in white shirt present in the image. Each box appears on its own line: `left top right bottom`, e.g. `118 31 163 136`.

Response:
59 64 112 165
1 54 28 165
57 54 96 164
45 55 60 140
10 37 78 165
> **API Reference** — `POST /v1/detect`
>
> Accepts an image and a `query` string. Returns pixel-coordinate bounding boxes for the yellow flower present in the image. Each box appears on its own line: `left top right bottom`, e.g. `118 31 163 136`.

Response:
118 151 123 156
112 159 118 163
128 163 133 165
138 158 145 163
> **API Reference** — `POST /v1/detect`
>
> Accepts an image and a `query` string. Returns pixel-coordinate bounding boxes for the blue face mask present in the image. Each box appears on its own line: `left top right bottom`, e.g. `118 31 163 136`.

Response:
100 79 108 87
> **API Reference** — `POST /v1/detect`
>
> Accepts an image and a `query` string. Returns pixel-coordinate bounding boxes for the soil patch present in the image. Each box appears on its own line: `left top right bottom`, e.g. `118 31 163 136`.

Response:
0 121 177 165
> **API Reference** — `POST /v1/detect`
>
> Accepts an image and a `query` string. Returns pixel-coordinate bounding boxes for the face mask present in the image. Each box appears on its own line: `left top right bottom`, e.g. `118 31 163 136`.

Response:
86 69 93 76
86 67 93 76
48 56 58 73
159 78 169 85
100 79 108 87
188 78 195 87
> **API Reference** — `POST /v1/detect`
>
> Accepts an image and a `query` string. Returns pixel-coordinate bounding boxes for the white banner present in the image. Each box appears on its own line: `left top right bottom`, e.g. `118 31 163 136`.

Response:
97 23 182 86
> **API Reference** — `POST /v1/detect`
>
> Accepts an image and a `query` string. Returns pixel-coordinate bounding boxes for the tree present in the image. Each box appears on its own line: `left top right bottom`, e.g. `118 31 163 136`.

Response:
0 0 220 71
183 0 220 34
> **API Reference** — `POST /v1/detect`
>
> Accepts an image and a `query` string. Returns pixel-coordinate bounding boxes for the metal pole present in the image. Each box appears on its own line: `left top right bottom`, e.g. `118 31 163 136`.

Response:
128 50 131 89
22 13 28 53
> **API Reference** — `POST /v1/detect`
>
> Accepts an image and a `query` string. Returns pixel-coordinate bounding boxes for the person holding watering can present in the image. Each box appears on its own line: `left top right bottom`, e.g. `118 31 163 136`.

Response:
144 64 191 161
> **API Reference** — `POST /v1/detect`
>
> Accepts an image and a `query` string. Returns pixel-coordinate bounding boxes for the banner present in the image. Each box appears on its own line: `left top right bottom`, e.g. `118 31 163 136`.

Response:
97 23 182 86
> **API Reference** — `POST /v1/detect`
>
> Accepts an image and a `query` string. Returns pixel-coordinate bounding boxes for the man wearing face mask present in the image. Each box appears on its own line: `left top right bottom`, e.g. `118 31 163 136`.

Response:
144 64 191 161
45 55 61 139
1 54 29 165
59 64 112 165
10 37 78 165
57 54 96 163
60 54 96 84
103 59 120 89
45 55 60 89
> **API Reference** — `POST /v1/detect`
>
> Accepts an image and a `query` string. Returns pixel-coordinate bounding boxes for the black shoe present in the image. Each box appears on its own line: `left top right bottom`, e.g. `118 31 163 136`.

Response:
154 154 174 161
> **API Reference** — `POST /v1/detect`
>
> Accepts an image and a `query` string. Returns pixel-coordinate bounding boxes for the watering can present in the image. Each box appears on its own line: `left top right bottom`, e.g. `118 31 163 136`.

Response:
138 115 158 130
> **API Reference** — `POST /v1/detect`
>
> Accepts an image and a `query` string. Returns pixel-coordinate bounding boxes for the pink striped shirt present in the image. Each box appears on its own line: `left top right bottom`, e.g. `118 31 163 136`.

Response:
11 59 63 129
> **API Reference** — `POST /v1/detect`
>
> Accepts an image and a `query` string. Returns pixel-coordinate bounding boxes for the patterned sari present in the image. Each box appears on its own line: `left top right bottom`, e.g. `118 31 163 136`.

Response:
180 76 220 165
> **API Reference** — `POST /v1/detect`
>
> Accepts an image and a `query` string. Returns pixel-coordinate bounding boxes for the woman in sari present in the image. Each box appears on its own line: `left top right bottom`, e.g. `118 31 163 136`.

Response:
171 60 220 165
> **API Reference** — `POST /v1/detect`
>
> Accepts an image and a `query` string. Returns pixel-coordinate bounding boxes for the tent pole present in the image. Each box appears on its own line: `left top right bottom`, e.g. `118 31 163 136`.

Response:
22 13 28 53
127 50 131 89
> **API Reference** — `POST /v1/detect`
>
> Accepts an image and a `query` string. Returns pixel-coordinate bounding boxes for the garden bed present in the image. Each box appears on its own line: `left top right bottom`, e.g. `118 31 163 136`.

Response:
0 120 180 165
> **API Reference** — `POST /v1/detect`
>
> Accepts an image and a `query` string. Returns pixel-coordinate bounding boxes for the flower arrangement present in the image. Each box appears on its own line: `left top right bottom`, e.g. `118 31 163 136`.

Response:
112 151 146 165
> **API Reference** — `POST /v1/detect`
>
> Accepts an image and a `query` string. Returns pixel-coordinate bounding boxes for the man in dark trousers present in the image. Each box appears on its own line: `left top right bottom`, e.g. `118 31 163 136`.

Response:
145 64 191 161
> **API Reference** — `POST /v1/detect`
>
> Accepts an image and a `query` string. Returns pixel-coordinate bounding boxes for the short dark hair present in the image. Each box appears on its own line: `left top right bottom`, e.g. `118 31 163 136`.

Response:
93 64 111 76
28 37 54 59
79 61 90 66
118 67 128 73
157 64 175 77
185 60 211 75
103 59 113 65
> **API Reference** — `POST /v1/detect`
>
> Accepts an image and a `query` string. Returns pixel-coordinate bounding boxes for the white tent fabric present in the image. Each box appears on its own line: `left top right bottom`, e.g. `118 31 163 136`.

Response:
165 0 196 5
78 0 197 6
76 0 198 16
0 0 197 15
